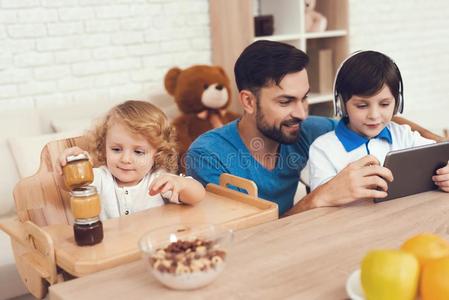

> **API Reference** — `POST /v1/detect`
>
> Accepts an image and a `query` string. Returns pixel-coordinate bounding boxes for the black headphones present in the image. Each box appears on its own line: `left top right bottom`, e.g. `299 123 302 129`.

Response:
333 50 404 118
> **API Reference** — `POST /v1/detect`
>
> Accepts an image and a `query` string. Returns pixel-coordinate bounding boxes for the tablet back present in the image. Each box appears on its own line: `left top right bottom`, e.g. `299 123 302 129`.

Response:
375 142 449 203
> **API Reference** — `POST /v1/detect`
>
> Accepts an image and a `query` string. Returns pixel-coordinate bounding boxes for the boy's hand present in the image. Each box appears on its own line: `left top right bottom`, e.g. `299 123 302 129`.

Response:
433 161 449 192
149 173 185 203
56 146 89 175
287 155 395 215
321 155 394 205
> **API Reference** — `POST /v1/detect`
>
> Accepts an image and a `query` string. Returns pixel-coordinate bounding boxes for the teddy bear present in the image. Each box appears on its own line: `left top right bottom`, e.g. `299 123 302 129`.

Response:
164 65 240 170
304 0 327 32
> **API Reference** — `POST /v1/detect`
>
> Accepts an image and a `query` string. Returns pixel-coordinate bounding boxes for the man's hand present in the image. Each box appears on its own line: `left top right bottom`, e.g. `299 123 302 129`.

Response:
433 161 449 192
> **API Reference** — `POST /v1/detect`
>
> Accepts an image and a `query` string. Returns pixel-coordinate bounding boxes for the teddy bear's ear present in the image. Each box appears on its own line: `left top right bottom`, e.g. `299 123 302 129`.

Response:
215 66 229 79
164 67 182 96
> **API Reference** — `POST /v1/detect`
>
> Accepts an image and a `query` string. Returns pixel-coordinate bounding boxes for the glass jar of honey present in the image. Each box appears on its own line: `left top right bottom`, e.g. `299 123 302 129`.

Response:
73 217 103 246
63 153 94 189
70 186 101 219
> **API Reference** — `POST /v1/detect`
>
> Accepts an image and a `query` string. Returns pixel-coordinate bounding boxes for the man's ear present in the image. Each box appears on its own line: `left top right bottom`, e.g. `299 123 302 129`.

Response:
239 90 257 114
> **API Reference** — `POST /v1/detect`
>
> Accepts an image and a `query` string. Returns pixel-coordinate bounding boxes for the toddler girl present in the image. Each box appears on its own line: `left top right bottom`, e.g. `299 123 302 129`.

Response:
58 100 205 219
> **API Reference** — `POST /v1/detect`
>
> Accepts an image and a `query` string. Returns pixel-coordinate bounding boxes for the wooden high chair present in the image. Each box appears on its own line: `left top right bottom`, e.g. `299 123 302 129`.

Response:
1 136 89 298
0 136 278 299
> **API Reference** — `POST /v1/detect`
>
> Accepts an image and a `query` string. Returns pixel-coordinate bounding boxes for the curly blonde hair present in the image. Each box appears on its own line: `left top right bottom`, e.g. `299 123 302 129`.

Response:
88 100 179 173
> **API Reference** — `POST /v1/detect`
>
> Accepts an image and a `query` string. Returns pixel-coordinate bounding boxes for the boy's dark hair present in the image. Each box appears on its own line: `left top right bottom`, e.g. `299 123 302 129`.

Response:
234 40 309 96
335 50 402 111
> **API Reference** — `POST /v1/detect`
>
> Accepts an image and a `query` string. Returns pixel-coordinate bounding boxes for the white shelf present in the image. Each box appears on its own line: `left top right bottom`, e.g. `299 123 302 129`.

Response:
253 30 347 42
253 33 302 42
210 0 349 115
308 93 333 105
304 30 347 39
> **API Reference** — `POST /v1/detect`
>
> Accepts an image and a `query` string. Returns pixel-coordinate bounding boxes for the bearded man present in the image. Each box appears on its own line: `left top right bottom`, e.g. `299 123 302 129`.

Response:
185 40 440 216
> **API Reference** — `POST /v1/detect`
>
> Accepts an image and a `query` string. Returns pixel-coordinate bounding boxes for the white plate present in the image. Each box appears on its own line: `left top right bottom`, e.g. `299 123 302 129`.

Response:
346 269 364 300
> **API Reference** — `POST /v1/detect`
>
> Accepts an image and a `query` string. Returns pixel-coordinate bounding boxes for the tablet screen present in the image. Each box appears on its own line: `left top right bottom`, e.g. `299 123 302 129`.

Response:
375 142 449 203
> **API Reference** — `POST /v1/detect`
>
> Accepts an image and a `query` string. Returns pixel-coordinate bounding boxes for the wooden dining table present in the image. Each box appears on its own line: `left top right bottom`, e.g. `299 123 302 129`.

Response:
49 190 449 300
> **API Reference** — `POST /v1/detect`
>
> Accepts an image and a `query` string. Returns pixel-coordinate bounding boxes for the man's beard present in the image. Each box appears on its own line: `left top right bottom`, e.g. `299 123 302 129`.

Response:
255 109 303 144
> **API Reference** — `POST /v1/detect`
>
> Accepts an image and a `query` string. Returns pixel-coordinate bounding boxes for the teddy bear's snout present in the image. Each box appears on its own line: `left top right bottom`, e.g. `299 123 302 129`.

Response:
201 83 228 109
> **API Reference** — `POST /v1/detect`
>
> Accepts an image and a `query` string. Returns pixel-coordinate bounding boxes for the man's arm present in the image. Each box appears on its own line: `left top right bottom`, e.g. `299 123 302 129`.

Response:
392 116 446 142
285 155 394 216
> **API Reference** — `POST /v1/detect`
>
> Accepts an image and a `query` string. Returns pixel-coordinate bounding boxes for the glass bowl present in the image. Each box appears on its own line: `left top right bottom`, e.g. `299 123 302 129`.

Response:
138 223 233 290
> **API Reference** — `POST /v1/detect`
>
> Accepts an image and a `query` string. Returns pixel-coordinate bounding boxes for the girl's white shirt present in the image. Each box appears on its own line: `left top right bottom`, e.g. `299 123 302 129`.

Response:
92 166 179 220
308 122 435 191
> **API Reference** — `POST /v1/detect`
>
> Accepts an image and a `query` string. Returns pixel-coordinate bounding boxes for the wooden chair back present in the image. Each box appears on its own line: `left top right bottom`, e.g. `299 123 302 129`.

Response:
13 136 94 226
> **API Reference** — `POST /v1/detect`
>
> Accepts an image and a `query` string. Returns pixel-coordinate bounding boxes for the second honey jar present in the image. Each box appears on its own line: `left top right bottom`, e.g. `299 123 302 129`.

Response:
70 186 101 219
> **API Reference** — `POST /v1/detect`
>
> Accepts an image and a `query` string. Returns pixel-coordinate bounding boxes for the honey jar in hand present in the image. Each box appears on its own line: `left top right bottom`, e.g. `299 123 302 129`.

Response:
63 153 94 189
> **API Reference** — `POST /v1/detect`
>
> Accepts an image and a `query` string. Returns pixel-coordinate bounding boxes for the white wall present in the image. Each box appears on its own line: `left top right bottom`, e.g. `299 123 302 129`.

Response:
0 0 210 111
349 0 449 134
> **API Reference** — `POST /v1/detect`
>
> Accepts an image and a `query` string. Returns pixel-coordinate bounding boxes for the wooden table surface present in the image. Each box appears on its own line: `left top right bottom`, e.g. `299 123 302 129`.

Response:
42 184 277 277
49 191 449 300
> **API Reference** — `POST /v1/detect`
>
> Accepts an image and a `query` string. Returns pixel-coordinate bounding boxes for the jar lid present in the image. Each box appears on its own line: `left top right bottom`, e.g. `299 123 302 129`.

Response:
71 186 97 197
74 216 100 225
66 153 89 163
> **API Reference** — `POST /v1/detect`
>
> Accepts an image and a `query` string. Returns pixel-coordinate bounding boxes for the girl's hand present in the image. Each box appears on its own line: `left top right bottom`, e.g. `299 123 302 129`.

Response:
433 161 449 192
56 146 89 175
149 173 184 203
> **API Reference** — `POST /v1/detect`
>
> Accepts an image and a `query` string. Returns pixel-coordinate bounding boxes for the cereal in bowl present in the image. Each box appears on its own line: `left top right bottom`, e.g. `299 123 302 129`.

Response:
148 238 226 289
150 239 226 273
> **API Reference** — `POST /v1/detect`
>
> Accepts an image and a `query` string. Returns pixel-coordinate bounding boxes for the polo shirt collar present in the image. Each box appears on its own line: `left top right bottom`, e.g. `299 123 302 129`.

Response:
335 119 392 152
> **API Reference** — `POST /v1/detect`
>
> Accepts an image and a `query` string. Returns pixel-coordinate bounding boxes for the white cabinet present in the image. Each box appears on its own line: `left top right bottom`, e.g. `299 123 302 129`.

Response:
210 0 349 115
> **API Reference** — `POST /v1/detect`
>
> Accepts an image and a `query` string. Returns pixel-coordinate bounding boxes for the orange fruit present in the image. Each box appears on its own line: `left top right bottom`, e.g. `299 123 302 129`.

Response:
400 233 449 268
361 249 419 300
421 256 449 300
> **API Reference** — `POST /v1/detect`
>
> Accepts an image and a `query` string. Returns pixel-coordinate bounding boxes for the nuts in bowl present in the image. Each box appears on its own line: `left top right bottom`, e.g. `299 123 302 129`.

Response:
138 224 233 290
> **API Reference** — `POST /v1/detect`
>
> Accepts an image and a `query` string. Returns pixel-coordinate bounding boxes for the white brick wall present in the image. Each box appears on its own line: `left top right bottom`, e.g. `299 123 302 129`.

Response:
0 0 210 111
1 0 448 135
349 0 449 135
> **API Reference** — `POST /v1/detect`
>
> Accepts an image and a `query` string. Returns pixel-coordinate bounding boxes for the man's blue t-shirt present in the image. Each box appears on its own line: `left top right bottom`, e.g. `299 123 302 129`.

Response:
185 116 337 215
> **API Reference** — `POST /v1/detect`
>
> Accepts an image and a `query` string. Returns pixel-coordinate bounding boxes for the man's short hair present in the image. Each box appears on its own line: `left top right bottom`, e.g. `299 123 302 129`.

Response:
234 40 309 95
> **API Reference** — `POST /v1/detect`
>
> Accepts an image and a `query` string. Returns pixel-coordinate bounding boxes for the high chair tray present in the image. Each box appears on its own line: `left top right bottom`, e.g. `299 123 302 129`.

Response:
39 175 277 277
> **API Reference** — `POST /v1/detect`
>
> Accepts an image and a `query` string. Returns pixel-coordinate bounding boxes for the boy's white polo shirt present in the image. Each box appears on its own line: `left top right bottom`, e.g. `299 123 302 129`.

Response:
308 120 435 191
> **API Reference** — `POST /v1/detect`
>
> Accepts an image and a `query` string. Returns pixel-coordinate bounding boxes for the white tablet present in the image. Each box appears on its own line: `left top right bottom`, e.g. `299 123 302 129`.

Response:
375 142 449 203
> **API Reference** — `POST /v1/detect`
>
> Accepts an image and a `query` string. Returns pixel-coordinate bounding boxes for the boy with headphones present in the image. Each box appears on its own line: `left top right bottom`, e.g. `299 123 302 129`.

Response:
308 50 449 192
